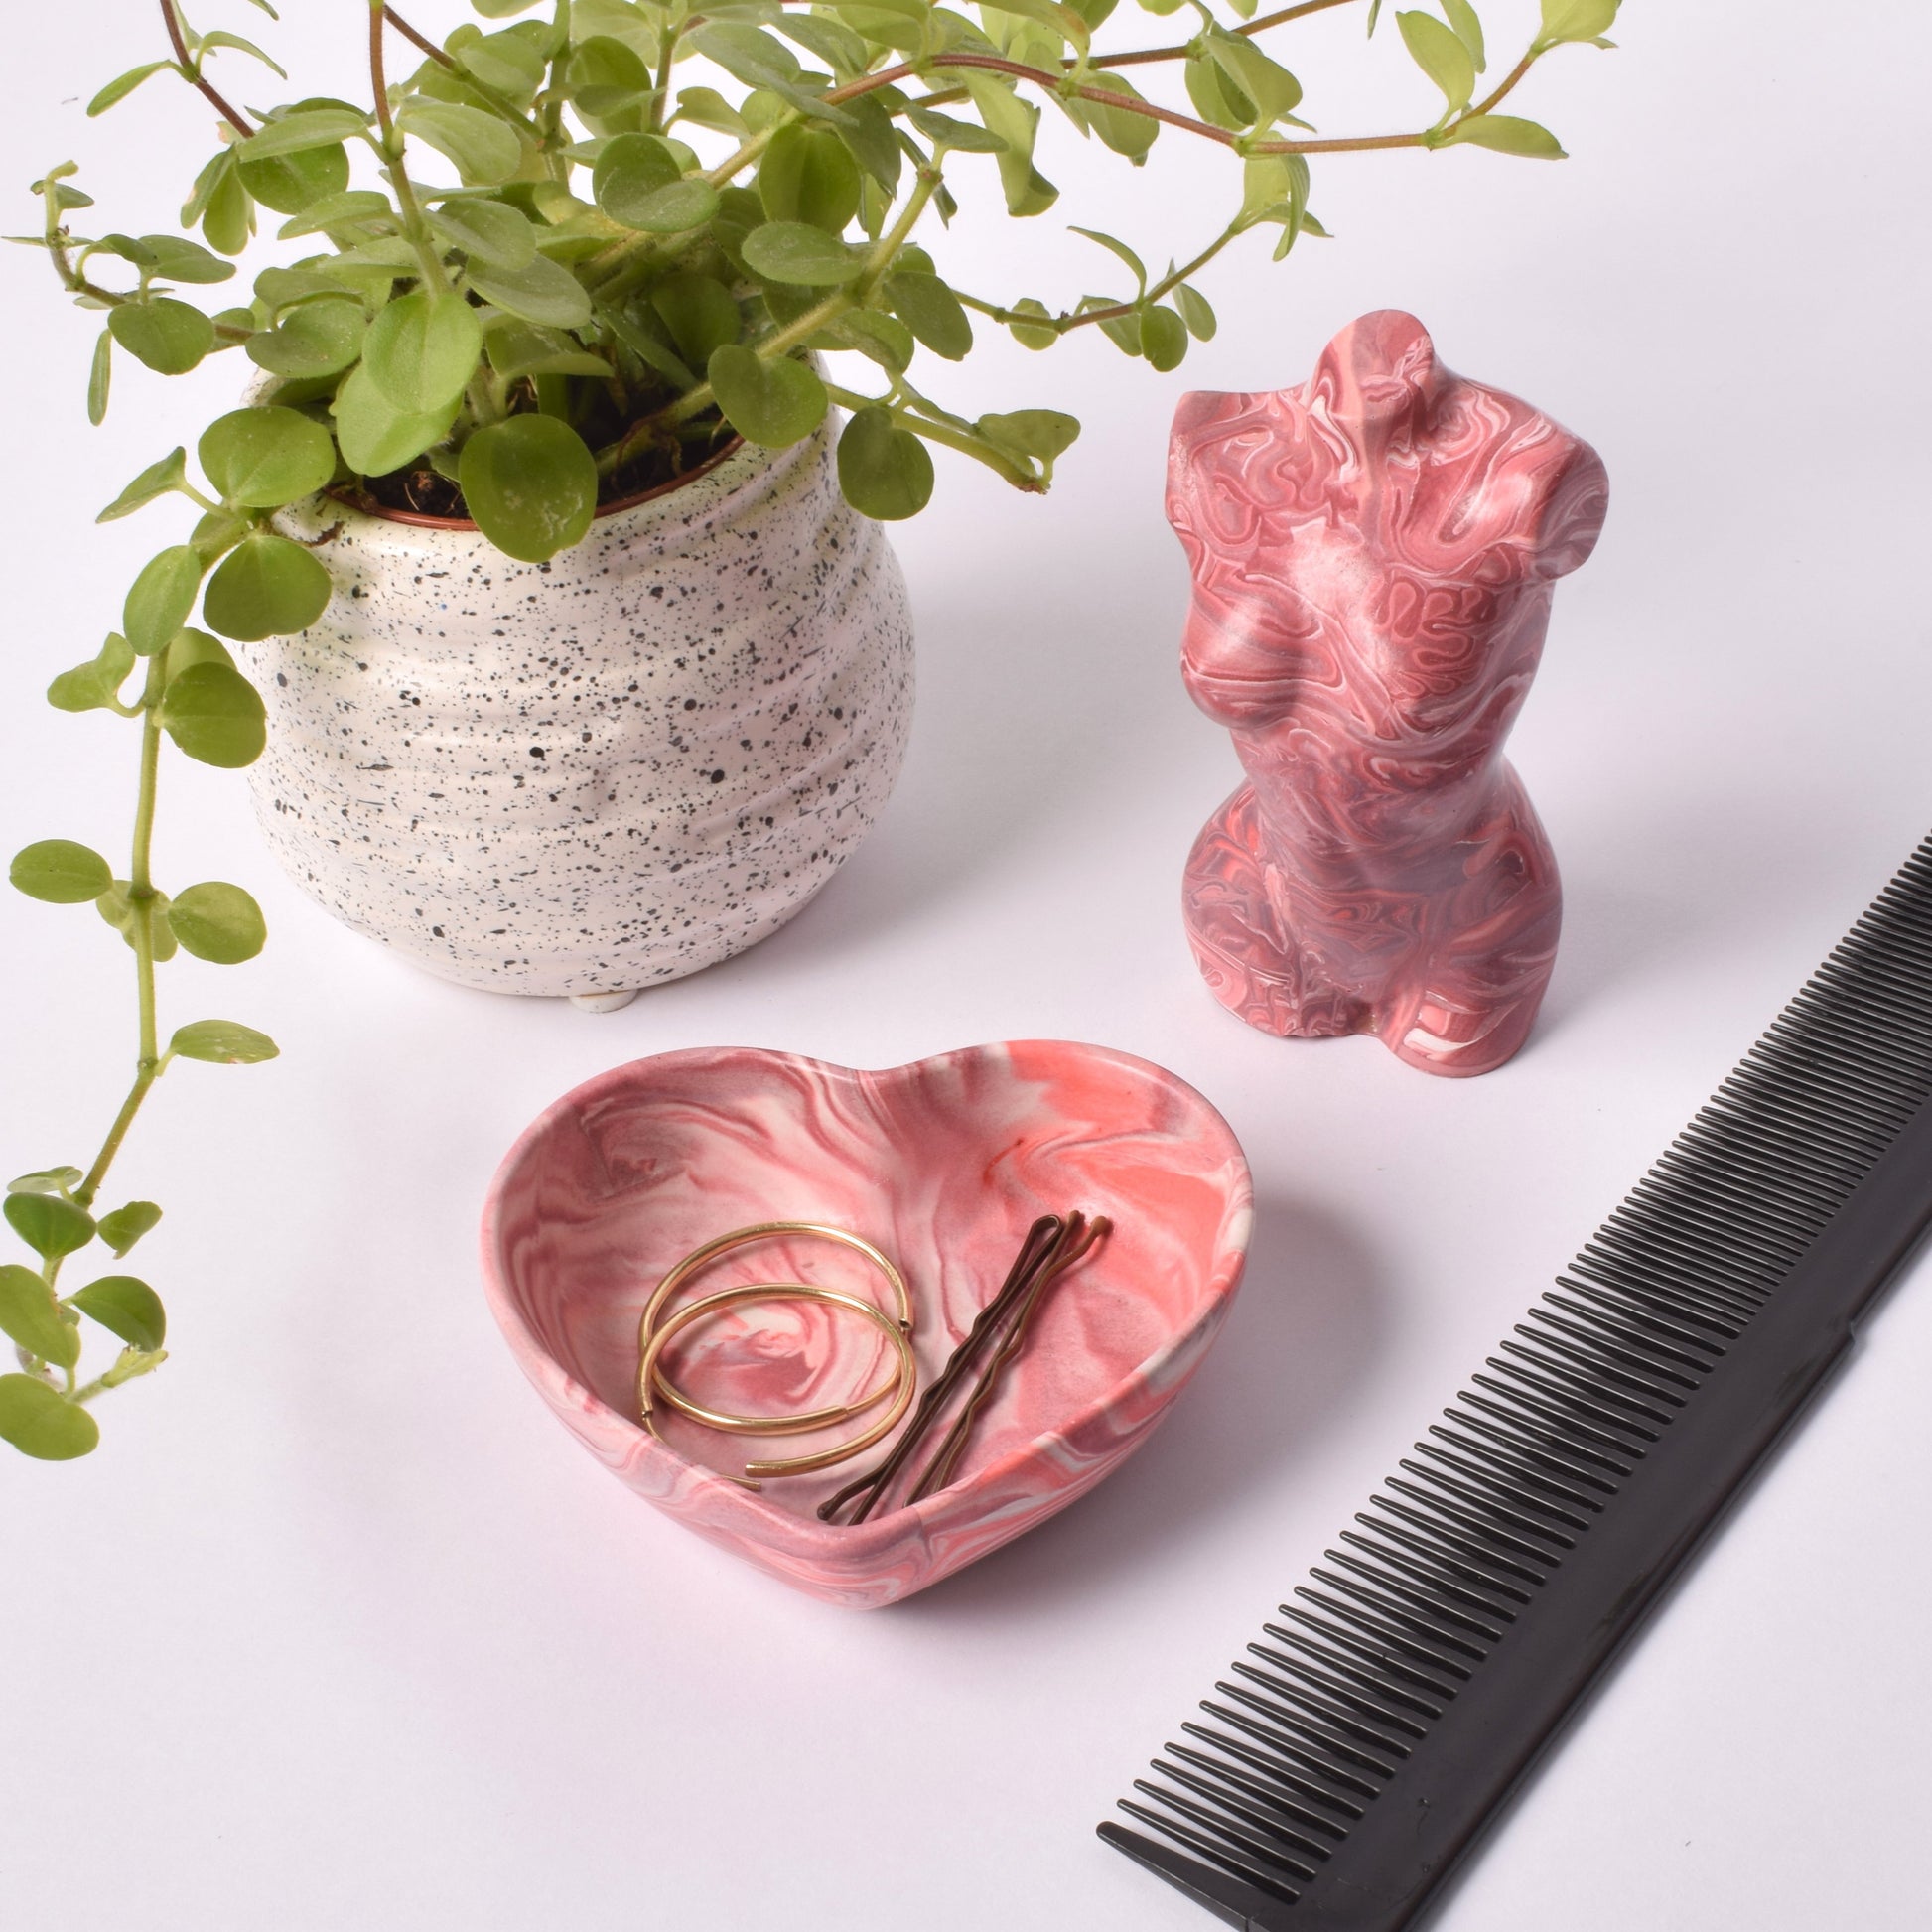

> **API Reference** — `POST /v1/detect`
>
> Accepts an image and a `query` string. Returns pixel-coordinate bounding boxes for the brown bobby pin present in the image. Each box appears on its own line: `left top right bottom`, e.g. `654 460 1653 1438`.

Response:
908 1212 1111 1505
818 1210 1111 1524
818 1214 1063 1526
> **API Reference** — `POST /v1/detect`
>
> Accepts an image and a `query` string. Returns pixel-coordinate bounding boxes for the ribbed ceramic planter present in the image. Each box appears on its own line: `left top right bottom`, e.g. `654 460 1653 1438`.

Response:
242 421 914 1003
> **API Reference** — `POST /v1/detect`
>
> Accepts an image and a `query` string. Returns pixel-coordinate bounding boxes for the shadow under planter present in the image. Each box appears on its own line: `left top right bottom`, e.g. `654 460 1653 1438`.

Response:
245 421 914 1007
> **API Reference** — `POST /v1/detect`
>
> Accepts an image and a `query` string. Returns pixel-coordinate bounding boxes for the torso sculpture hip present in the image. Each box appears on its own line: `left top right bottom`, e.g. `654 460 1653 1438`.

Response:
1171 310 1609 1077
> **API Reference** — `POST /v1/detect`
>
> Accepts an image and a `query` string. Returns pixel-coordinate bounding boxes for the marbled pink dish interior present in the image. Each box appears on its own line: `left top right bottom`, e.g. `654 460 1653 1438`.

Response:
482 1041 1251 1606
1171 310 1609 1077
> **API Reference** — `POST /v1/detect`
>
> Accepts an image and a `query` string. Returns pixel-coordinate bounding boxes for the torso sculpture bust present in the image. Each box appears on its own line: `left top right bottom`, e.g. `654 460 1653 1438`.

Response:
1170 310 1609 1077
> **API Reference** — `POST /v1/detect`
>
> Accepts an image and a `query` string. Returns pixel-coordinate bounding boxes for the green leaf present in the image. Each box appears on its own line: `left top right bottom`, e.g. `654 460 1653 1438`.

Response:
1537 0 1618 46
97 449 191 523
1003 297 1058 351
707 346 828 449
1398 10 1475 113
836 407 934 520
123 546 205 657
107 299 215 375
47 633 137 714
237 108 370 160
827 310 915 374
244 298 365 379
741 221 865 288
774 12 870 76
905 105 1006 154
833 95 900 195
1183 52 1252 133
196 29 286 78
168 882 267 964
201 159 256 258
650 275 743 371
398 99 524 186
1204 33 1304 129
95 1201 163 1259
166 628 237 681
976 408 1080 470
94 881 176 962
333 364 461 475
759 125 862 234
199 407 337 509
593 133 687 230
4 1193 96 1262
457 415 599 565
156 660 269 763
456 29 548 97
1442 0 1486 68
1077 73 1159 161
138 235 237 285
10 840 113 905
201 538 331 648
566 33 653 118
362 293 484 415
959 72 1057 217
1443 113 1567 158
87 60 177 117
237 141 351 215
674 86 748 137
466 254 595 329
1069 225 1147 295
8 1169 82 1195
69 1276 167 1351
427 198 536 268
88 330 111 426
483 318 612 382
883 273 973 360
1140 304 1189 372
169 1019 280 1064
0 1264 79 1368
1173 284 1217 342
0 1376 99 1460
276 190 394 239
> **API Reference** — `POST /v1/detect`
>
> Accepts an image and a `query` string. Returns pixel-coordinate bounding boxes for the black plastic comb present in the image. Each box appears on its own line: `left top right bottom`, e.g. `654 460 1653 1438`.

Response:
1101 832 1932 1929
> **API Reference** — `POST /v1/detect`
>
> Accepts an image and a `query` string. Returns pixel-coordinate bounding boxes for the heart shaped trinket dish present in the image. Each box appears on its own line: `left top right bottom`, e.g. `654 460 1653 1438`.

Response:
481 1040 1252 1607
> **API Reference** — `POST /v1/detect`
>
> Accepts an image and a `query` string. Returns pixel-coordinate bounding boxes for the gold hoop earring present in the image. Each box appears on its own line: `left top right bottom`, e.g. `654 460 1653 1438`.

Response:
637 1221 912 1435
638 1282 917 1488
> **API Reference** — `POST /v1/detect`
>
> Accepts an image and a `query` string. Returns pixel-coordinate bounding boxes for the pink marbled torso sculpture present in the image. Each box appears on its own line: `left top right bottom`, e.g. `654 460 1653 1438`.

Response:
1171 311 1608 1076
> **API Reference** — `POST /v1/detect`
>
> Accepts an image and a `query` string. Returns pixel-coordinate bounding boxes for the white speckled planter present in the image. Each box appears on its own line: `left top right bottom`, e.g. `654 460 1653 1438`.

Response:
244 422 913 1002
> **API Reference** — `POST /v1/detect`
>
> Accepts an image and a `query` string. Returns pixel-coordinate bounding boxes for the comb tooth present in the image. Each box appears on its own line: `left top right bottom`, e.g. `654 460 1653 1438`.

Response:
1311 1557 1504 1651
1211 1680 1395 1796
1543 1287 1725 1373
1335 1527 1524 1624
1098 1821 1291 1929
1350 1506 1537 1604
1165 1741 1341 1856
1245 1639 1434 1739
1371 1485 1555 1586
1759 1013 1927 1108
1569 1245 1756 1329
1691 1097 1872 1184
1463 1375 1644 1468
1536 1292 1721 1381
1558 1262 1745 1339
1178 1724 1358 1836
1594 1209 1777 1301
1650 1141 1840 1234
1275 1597 1468 1698
1718 1057 1902 1142
1194 1702 1371 1817
1481 1348 1664 1443
1110 1803 1304 1910
1227 1658 1414 1763
1260 1613 1454 1715
1396 1450 1581 1548
1722 1052 1910 1146
1520 1306 1702 1395
1138 1769 1325 1880
1503 1323 1686 1413
1291 1584 1480 1686
1438 1403 1625 1494
1422 1426 1603 1522
1813 949 1932 1024
1623 1173 1808 1265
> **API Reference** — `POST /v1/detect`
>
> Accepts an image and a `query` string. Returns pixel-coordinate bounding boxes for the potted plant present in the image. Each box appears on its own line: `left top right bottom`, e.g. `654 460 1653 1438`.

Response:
0 0 1619 1458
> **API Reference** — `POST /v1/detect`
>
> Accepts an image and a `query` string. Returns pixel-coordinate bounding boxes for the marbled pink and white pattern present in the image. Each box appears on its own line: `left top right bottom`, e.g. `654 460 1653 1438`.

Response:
1171 311 1609 1076
481 1041 1251 1607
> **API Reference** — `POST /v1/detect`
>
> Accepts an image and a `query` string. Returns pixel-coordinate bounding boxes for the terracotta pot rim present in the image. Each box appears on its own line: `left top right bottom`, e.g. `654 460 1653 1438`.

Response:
327 432 748 532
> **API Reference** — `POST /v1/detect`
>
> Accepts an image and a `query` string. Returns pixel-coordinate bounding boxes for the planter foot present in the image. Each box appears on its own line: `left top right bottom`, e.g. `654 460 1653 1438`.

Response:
568 988 640 1015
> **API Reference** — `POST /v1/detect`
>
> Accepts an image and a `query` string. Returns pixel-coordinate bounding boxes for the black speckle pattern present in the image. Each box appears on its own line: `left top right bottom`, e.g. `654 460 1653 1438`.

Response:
249 427 915 997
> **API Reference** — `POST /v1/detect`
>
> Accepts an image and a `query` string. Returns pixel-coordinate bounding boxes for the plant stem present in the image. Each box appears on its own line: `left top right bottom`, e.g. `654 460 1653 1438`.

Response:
159 0 254 137
1091 0 1363 71
956 215 1245 337
819 381 1037 490
73 650 170 1221
383 6 457 71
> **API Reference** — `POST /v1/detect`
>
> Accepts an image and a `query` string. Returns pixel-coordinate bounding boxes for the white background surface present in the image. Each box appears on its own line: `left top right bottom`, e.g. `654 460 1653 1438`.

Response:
4 3 1930 1926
